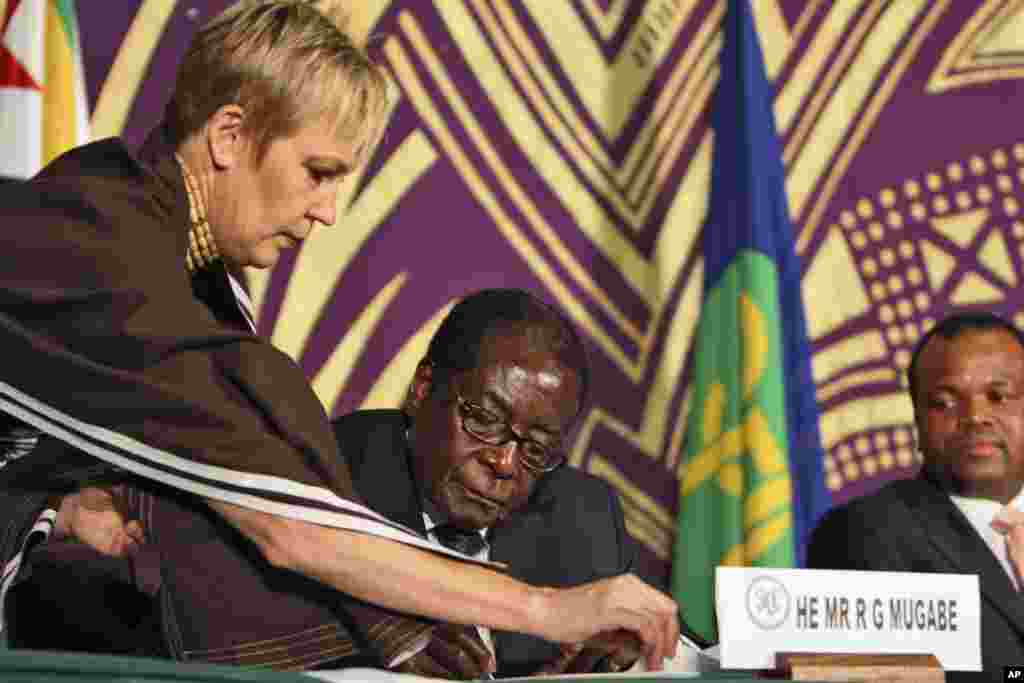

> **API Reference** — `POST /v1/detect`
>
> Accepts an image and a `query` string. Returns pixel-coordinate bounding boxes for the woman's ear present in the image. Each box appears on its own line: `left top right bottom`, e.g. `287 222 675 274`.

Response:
404 360 433 416
205 104 246 170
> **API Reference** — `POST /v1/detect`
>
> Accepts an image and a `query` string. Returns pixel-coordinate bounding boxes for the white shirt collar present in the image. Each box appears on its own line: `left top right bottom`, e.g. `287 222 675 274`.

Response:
949 485 1024 590
949 483 1024 518
422 510 489 542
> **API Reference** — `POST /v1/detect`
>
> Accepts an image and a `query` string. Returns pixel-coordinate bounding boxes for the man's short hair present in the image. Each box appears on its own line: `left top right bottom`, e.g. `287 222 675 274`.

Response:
167 0 388 163
425 289 590 416
906 311 1024 399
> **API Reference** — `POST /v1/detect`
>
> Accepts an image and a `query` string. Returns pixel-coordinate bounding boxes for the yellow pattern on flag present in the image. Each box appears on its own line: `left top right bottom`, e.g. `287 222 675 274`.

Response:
0 0 89 178
42 0 80 166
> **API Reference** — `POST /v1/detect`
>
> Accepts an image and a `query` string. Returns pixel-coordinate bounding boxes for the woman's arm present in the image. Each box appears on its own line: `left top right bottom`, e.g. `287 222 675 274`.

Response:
208 499 680 670
53 486 680 668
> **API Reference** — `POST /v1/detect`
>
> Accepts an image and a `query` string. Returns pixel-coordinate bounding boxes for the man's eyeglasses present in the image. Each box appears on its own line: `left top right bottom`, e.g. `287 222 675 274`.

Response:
454 393 565 474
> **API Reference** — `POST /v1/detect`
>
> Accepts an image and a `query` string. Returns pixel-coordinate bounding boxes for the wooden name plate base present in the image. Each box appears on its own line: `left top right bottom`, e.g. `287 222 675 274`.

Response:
775 652 945 682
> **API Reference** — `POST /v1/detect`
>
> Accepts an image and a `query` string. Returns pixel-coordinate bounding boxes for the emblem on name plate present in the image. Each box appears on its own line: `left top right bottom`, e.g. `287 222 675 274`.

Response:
745 575 791 630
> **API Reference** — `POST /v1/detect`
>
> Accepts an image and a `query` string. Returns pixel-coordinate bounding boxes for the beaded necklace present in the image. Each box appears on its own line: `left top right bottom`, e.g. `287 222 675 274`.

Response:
176 153 220 273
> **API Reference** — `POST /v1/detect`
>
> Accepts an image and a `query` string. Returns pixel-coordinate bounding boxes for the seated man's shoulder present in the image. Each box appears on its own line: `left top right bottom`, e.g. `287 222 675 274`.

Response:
331 408 404 431
810 476 932 554
825 476 930 522
330 409 406 445
330 410 412 478
524 468 628 546
808 476 950 571
532 465 617 506
496 466 632 582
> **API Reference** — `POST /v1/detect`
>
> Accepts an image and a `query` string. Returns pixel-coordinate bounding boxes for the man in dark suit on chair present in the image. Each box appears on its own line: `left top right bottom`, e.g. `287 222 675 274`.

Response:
334 288 645 676
808 312 1024 681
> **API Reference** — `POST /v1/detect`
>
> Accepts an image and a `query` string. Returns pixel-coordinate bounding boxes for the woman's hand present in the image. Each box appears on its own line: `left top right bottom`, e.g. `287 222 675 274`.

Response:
54 485 144 557
537 574 679 671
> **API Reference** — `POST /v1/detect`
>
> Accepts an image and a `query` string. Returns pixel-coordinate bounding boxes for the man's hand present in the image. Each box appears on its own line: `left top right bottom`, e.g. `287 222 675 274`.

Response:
55 485 144 557
394 623 495 680
534 630 643 675
538 573 679 671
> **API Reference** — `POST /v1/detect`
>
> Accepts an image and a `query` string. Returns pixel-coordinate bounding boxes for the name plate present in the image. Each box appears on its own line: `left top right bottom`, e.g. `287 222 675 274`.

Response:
715 567 981 672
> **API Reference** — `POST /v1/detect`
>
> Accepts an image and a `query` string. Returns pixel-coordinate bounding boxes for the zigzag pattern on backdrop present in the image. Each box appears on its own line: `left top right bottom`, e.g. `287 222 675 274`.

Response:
70 0 1024 583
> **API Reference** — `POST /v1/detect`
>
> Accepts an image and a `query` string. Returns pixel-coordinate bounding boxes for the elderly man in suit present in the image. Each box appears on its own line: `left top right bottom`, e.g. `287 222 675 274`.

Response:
334 288 646 676
808 312 1024 681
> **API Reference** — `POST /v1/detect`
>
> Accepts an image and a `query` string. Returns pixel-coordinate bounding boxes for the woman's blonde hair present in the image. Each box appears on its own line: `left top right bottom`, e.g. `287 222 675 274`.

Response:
167 0 388 164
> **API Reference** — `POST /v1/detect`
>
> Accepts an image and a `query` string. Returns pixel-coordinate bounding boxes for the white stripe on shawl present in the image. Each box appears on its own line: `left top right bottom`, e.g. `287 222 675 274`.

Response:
0 380 492 566
0 509 55 633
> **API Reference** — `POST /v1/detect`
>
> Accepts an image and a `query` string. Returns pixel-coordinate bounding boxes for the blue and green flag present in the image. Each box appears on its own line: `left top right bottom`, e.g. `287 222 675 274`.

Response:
671 0 831 642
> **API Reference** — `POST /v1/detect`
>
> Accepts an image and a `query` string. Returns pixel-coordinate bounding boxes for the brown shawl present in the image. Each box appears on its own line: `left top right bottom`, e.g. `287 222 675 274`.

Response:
0 128 473 667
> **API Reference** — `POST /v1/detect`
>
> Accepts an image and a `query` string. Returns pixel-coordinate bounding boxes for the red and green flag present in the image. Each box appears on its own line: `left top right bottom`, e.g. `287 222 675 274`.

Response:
1 0 90 179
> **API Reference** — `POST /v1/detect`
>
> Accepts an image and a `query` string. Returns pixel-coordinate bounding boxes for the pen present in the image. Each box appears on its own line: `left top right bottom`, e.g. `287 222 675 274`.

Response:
679 633 705 651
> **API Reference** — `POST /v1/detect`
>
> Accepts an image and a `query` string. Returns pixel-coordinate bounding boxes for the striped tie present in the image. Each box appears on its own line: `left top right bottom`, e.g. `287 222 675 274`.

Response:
992 505 1024 590
431 523 487 557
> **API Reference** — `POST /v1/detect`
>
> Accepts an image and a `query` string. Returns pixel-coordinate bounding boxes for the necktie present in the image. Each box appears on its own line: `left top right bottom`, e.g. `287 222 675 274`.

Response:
431 523 487 557
426 524 497 671
991 505 1024 589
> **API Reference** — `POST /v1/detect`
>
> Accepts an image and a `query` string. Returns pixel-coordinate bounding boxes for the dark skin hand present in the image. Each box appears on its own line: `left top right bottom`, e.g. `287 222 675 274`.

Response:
55 485 144 555
535 629 643 675
397 626 641 679
394 623 496 679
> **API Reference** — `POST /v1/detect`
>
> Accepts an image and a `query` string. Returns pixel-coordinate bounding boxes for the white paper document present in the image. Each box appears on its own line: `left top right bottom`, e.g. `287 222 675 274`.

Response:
495 635 719 681
307 636 719 682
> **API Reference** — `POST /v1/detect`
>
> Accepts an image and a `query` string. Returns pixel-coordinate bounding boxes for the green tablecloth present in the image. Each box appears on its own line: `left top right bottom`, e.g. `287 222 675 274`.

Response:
0 650 790 683
0 650 315 682
500 675 759 683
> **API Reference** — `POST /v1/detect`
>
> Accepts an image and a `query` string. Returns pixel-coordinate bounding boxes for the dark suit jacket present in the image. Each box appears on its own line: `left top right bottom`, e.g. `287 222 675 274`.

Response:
333 409 633 676
807 477 1024 682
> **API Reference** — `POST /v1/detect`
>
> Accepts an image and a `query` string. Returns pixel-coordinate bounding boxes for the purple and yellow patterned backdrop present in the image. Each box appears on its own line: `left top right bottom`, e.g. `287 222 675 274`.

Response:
69 0 1024 587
